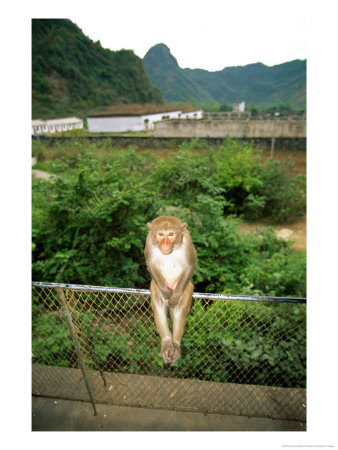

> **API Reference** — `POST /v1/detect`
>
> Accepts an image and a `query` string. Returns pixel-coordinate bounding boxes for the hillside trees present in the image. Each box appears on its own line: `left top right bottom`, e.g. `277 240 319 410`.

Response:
32 19 164 119
143 44 306 108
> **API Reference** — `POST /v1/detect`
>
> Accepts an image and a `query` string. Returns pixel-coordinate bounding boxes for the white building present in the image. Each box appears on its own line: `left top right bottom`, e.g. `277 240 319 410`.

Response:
32 117 83 135
87 105 203 133
232 101 246 113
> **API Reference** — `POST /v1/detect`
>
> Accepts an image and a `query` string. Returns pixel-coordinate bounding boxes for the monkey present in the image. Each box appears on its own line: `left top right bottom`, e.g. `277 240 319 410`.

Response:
144 216 197 364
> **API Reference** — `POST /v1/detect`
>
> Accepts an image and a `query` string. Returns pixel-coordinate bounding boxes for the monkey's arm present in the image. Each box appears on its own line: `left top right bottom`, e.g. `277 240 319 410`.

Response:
169 252 197 307
147 265 173 299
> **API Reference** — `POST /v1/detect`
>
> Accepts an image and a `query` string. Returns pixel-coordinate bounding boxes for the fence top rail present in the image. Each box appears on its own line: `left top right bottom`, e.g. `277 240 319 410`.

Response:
32 281 306 304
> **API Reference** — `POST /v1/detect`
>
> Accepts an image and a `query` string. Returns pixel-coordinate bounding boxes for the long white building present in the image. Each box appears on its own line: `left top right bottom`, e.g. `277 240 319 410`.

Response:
32 117 83 135
87 105 203 133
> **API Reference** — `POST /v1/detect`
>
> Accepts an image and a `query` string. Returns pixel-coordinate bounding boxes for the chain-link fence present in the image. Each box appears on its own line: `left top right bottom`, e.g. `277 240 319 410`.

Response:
32 282 306 422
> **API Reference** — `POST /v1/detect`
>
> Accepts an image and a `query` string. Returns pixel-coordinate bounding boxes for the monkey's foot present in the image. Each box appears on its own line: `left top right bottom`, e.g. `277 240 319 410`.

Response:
171 342 181 363
161 341 181 364
161 341 175 364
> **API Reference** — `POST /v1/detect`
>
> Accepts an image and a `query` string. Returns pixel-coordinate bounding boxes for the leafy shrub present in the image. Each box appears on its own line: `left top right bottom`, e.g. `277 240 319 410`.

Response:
213 140 264 215
32 150 160 287
249 160 306 223
32 141 306 298
32 299 305 388
212 140 306 222
32 139 306 388
32 304 74 367
180 300 306 387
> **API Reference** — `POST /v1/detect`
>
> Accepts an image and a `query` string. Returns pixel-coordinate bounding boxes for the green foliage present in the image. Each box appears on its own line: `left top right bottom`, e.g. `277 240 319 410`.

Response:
32 299 306 388
211 140 306 222
181 300 306 387
219 103 233 112
150 139 221 211
248 103 258 117
32 149 160 287
32 139 306 298
32 304 74 367
32 19 163 119
266 102 293 113
247 160 306 223
32 138 306 389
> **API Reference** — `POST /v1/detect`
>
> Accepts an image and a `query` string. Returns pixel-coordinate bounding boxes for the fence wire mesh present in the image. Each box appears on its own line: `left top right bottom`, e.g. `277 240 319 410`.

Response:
32 282 306 422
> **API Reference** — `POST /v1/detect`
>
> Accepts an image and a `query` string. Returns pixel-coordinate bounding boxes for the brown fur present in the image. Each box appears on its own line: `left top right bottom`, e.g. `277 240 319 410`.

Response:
145 216 197 364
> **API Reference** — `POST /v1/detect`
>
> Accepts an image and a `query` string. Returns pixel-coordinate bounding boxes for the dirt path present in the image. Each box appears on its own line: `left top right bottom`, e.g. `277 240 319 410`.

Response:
32 157 53 180
239 217 306 250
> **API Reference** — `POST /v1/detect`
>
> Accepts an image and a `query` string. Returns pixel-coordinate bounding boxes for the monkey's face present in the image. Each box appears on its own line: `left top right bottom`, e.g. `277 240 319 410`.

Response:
156 229 178 255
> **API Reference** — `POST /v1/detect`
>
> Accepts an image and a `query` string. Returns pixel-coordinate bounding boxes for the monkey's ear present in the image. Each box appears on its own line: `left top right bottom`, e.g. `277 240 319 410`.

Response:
147 222 152 229
181 222 188 229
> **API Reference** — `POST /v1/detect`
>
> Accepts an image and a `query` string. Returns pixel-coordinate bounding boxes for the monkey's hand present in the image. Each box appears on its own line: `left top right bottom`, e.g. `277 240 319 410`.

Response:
168 292 181 307
160 286 173 300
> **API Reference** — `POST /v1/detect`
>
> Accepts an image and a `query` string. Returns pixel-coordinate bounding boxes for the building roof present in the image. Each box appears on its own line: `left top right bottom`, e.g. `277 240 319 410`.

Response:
32 117 82 126
87 104 202 118
46 117 82 125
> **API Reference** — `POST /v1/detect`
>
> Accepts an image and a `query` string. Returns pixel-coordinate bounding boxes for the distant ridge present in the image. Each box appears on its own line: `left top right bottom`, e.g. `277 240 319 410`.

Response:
143 43 306 108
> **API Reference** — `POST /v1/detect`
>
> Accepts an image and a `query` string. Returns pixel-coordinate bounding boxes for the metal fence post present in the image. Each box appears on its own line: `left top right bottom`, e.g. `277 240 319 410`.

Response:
56 287 97 415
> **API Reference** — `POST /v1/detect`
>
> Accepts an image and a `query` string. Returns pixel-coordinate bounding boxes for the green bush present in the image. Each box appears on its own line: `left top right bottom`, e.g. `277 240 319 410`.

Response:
180 300 306 387
211 140 306 222
32 304 74 367
32 298 305 388
32 138 306 388
32 140 306 298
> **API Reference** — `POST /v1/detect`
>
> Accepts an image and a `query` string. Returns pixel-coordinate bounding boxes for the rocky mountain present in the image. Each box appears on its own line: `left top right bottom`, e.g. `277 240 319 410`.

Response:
143 43 306 108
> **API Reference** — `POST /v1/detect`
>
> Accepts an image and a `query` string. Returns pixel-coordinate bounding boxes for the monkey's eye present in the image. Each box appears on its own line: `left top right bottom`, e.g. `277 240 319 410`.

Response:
158 232 164 236
169 232 174 237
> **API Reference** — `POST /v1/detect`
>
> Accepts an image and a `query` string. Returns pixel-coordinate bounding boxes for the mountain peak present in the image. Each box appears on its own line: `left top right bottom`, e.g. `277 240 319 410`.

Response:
143 43 179 68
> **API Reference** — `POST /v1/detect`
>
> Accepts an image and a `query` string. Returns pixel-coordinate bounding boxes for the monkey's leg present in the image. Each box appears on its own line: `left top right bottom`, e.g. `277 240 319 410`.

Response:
150 280 175 364
169 281 193 363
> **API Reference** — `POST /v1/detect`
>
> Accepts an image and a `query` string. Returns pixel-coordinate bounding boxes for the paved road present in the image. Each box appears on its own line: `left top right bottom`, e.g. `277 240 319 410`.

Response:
32 397 305 431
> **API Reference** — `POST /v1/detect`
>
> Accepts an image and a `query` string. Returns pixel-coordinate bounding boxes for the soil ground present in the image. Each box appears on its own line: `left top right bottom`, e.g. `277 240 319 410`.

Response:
260 148 306 175
239 216 306 251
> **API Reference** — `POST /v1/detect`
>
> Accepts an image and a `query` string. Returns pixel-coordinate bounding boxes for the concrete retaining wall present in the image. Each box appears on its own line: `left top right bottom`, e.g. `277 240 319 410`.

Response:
154 119 306 138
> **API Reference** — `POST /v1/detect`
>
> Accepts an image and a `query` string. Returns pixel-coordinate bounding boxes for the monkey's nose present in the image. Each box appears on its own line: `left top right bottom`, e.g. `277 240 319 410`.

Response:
162 236 170 247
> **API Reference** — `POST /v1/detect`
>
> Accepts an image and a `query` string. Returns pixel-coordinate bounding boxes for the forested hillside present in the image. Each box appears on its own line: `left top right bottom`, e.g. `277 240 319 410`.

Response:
143 43 306 108
32 19 164 119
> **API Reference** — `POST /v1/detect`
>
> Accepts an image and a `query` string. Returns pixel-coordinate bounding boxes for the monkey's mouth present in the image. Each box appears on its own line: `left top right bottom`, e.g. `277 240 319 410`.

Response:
161 247 172 255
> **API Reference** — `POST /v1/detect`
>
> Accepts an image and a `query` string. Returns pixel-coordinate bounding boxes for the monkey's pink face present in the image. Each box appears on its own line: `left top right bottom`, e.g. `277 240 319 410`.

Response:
156 229 177 255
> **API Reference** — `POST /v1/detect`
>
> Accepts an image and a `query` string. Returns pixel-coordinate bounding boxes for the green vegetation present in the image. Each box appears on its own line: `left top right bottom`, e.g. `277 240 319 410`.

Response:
31 22 306 389
143 43 306 108
32 19 163 119
32 294 305 387
32 138 306 387
32 138 306 298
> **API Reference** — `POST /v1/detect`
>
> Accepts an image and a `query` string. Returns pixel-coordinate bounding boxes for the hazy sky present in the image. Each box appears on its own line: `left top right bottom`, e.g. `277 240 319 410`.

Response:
68 0 306 72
